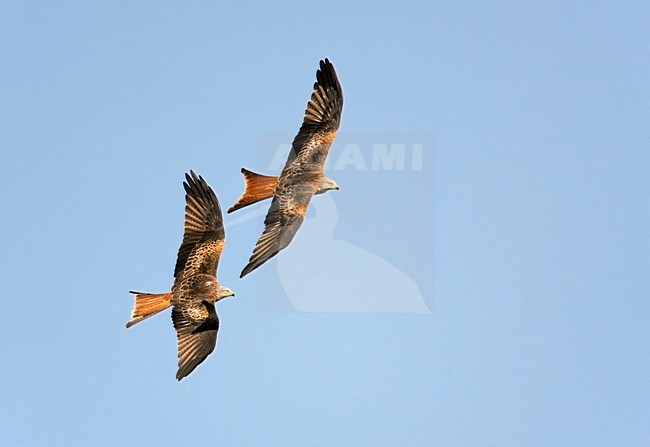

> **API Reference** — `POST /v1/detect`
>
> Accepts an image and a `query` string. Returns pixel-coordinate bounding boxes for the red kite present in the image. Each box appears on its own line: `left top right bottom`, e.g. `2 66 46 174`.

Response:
229 59 344 277
127 171 235 380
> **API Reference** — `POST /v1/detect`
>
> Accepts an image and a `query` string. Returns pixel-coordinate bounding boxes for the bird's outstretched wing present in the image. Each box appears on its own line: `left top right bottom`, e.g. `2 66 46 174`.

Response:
173 171 225 289
285 58 343 168
240 183 311 278
172 302 219 381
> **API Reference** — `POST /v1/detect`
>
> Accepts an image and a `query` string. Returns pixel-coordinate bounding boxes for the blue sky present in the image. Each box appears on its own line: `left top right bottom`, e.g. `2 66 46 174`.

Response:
1 1 649 446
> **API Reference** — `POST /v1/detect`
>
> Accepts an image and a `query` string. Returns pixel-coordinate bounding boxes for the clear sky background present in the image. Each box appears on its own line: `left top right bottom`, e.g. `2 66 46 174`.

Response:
1 1 648 446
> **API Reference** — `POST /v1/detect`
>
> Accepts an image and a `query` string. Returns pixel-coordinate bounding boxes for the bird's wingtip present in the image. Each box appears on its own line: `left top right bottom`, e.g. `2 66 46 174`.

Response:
240 265 252 278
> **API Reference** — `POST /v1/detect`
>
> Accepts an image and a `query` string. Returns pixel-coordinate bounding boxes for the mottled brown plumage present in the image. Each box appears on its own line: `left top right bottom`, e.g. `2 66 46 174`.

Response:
237 59 344 278
127 171 235 381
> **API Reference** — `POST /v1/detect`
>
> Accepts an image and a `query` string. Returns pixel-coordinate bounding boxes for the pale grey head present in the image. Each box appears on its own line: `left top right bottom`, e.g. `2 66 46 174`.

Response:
315 176 340 195
191 274 235 302
216 284 235 301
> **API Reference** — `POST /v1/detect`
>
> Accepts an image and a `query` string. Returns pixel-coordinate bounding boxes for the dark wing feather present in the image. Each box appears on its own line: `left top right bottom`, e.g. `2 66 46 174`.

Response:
240 185 310 278
286 59 343 167
173 171 225 286
172 302 219 381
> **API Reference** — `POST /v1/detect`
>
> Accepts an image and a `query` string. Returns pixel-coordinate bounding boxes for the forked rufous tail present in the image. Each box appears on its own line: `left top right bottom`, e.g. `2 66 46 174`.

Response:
227 168 278 213
126 292 172 328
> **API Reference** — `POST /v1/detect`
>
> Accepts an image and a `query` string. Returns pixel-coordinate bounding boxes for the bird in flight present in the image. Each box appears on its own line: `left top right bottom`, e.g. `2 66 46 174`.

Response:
126 171 235 380
229 58 344 278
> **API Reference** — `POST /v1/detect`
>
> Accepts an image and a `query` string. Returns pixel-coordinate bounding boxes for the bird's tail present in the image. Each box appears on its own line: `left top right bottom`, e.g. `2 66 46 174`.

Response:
126 292 172 328
228 168 278 213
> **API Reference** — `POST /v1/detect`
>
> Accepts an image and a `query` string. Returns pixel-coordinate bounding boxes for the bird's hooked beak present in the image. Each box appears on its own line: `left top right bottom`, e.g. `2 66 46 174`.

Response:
218 286 236 300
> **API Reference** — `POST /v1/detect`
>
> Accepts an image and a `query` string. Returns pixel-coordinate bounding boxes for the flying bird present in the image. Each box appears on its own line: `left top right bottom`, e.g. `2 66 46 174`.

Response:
229 58 344 278
126 171 235 381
